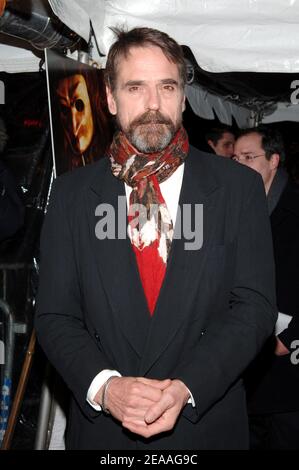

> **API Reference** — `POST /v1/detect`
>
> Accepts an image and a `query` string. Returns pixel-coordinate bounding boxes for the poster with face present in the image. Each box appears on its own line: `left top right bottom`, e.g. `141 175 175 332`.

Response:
45 49 112 176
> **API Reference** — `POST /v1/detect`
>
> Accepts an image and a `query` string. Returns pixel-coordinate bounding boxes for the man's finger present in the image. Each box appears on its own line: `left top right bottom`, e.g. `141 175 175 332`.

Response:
144 390 175 424
122 417 148 429
122 420 150 437
123 416 171 438
136 377 171 390
135 382 165 402
122 398 160 419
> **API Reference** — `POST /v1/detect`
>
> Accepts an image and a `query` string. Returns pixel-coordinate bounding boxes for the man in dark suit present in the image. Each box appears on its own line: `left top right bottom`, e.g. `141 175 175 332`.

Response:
35 27 277 450
234 127 299 449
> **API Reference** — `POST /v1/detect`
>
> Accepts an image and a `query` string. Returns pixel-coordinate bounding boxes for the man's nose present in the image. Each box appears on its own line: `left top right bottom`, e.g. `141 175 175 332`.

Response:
146 86 160 111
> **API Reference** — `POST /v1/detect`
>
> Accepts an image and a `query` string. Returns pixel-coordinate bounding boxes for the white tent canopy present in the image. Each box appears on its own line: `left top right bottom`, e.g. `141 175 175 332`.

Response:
1 0 299 126
2 0 299 74
49 0 299 73
49 0 299 125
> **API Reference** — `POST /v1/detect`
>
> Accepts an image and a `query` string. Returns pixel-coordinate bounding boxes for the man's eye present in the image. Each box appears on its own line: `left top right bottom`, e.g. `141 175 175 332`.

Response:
128 86 140 92
163 85 175 91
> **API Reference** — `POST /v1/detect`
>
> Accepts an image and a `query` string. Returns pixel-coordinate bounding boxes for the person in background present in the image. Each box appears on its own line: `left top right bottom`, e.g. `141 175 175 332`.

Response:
205 127 235 158
233 126 299 450
36 27 276 450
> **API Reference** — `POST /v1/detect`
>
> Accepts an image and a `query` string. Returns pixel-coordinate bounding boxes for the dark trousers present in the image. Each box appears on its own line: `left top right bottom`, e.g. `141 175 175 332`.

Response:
249 411 299 450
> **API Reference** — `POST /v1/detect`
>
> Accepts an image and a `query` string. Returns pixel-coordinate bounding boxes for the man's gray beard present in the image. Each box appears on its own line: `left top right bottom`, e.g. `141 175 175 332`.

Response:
128 123 175 153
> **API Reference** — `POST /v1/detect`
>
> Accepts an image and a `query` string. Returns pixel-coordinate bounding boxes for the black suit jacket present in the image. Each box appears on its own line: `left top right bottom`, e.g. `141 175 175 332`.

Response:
247 180 299 414
35 146 277 449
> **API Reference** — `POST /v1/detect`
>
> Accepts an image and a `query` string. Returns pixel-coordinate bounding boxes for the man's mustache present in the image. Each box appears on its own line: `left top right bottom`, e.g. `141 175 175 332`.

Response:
131 111 172 127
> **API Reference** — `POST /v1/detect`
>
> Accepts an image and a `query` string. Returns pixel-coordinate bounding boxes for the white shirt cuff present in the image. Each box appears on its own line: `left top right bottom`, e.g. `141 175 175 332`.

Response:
86 369 122 411
187 387 196 407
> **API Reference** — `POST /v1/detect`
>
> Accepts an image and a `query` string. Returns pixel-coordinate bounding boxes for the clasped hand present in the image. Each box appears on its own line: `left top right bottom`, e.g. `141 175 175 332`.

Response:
98 376 190 439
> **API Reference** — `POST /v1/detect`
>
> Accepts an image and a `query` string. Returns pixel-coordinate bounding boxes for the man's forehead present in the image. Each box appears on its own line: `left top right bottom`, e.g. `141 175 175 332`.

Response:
236 133 262 150
115 45 179 79
221 132 235 142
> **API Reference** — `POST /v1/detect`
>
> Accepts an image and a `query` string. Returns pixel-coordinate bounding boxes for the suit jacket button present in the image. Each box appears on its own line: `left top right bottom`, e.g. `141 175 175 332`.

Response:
94 333 100 341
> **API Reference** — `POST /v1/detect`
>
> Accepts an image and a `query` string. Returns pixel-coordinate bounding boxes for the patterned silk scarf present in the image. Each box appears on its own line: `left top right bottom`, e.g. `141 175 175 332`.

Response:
109 126 189 314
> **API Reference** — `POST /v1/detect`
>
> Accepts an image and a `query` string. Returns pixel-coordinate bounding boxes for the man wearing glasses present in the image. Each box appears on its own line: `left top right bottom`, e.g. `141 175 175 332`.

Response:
233 128 281 195
234 126 299 450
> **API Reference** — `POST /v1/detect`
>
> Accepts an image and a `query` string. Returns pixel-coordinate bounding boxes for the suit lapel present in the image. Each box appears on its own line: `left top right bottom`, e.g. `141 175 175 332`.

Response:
87 149 221 371
139 149 221 375
88 161 150 358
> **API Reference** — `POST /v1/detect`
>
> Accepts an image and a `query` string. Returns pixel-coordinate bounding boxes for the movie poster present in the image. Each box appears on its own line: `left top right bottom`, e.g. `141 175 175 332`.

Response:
45 49 112 176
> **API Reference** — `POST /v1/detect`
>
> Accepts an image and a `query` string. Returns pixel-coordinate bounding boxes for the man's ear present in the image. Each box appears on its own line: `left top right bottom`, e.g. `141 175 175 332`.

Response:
106 86 117 115
270 153 280 170
207 139 216 152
